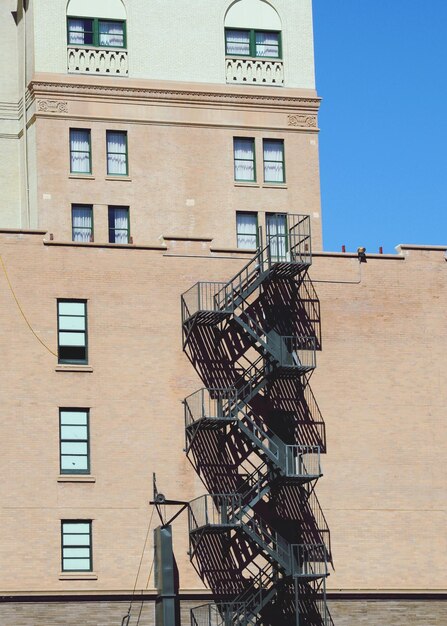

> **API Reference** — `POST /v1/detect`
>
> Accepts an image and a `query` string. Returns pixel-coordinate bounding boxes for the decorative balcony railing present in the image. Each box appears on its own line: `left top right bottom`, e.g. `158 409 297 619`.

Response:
226 57 284 86
67 46 128 76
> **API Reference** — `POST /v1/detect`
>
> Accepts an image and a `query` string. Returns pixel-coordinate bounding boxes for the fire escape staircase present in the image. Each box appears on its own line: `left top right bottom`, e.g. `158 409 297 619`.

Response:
181 216 332 625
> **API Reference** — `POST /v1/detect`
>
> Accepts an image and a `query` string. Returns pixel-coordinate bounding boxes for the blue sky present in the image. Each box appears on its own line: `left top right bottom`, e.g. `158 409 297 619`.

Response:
313 0 447 253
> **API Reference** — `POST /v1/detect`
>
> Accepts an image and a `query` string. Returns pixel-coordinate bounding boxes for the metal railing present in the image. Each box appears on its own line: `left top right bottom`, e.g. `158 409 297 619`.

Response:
181 281 229 323
285 445 322 479
185 388 238 428
291 544 328 579
189 494 242 533
279 336 316 370
215 246 266 312
191 602 248 626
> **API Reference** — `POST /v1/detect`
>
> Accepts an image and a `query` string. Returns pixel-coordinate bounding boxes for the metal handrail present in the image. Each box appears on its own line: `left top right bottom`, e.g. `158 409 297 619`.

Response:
184 388 238 428
291 543 328 579
285 445 322 478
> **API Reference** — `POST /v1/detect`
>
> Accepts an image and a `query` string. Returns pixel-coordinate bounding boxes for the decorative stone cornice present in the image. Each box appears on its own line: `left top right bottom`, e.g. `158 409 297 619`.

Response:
29 77 321 113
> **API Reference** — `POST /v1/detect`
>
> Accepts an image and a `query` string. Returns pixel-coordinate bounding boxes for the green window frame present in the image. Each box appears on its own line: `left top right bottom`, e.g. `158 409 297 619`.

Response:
106 130 128 176
234 137 256 182
72 204 93 242
70 128 91 175
266 212 289 261
225 28 282 59
61 521 92 572
263 139 285 183
108 206 130 244
60 409 90 475
57 300 88 365
236 212 259 250
67 17 126 49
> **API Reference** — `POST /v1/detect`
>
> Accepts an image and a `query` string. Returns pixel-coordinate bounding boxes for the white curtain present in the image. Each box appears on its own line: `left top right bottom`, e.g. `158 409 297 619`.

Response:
72 207 92 242
234 139 255 181
70 130 90 173
237 214 257 249
107 132 127 175
255 32 279 57
226 30 250 55
99 21 124 47
267 215 287 260
110 208 129 243
68 19 85 45
264 140 284 182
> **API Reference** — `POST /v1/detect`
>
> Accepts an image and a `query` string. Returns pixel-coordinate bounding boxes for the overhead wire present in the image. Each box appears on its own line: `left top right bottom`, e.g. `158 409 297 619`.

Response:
123 505 155 625
0 252 58 357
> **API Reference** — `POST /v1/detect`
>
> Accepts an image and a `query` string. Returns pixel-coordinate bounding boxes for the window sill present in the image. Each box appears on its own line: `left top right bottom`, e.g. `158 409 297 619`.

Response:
59 572 98 581
55 365 93 373
262 183 287 189
105 176 132 182
234 182 260 188
69 174 95 180
58 475 96 483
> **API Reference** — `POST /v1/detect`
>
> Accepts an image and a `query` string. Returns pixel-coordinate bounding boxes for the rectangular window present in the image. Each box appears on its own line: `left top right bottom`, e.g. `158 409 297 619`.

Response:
108 206 129 244
236 212 258 250
67 18 126 48
72 205 93 242
57 300 87 364
225 29 281 59
267 213 288 261
234 138 255 182
61 521 92 572
60 409 90 474
106 131 128 176
70 129 91 174
263 139 285 183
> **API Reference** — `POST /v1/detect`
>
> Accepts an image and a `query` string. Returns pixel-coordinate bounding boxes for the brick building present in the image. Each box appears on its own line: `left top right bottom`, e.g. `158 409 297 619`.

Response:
0 1 446 624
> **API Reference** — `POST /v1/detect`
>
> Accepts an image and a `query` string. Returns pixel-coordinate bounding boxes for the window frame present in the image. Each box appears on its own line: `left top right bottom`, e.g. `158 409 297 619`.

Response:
71 204 94 242
225 28 282 60
236 211 259 250
69 128 92 175
59 408 90 475
108 206 130 244
61 520 93 572
67 17 127 49
233 137 256 183
263 138 285 184
57 299 88 365
106 130 129 177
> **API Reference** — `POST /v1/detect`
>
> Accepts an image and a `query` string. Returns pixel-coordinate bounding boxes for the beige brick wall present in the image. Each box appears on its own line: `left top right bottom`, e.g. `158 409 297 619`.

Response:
0 233 445 598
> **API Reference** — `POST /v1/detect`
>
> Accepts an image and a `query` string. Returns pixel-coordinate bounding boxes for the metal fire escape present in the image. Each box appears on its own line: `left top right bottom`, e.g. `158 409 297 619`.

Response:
181 215 333 625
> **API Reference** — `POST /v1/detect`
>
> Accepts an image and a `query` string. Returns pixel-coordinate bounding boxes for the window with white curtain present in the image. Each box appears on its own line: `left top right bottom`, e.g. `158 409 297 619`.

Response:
72 205 93 242
57 300 88 364
225 29 281 58
108 206 129 244
67 18 125 48
61 521 92 572
67 18 93 45
267 213 288 261
106 131 128 176
234 138 256 182
70 129 91 174
236 212 258 249
263 139 285 183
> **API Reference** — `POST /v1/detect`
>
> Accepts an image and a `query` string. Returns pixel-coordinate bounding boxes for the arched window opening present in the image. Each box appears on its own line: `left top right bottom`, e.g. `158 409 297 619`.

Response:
67 0 127 49
66 0 128 75
224 0 284 86
224 0 282 60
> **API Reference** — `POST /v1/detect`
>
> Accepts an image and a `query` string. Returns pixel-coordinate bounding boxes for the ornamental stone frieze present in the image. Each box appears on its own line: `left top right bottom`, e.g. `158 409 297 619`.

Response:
37 100 68 113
